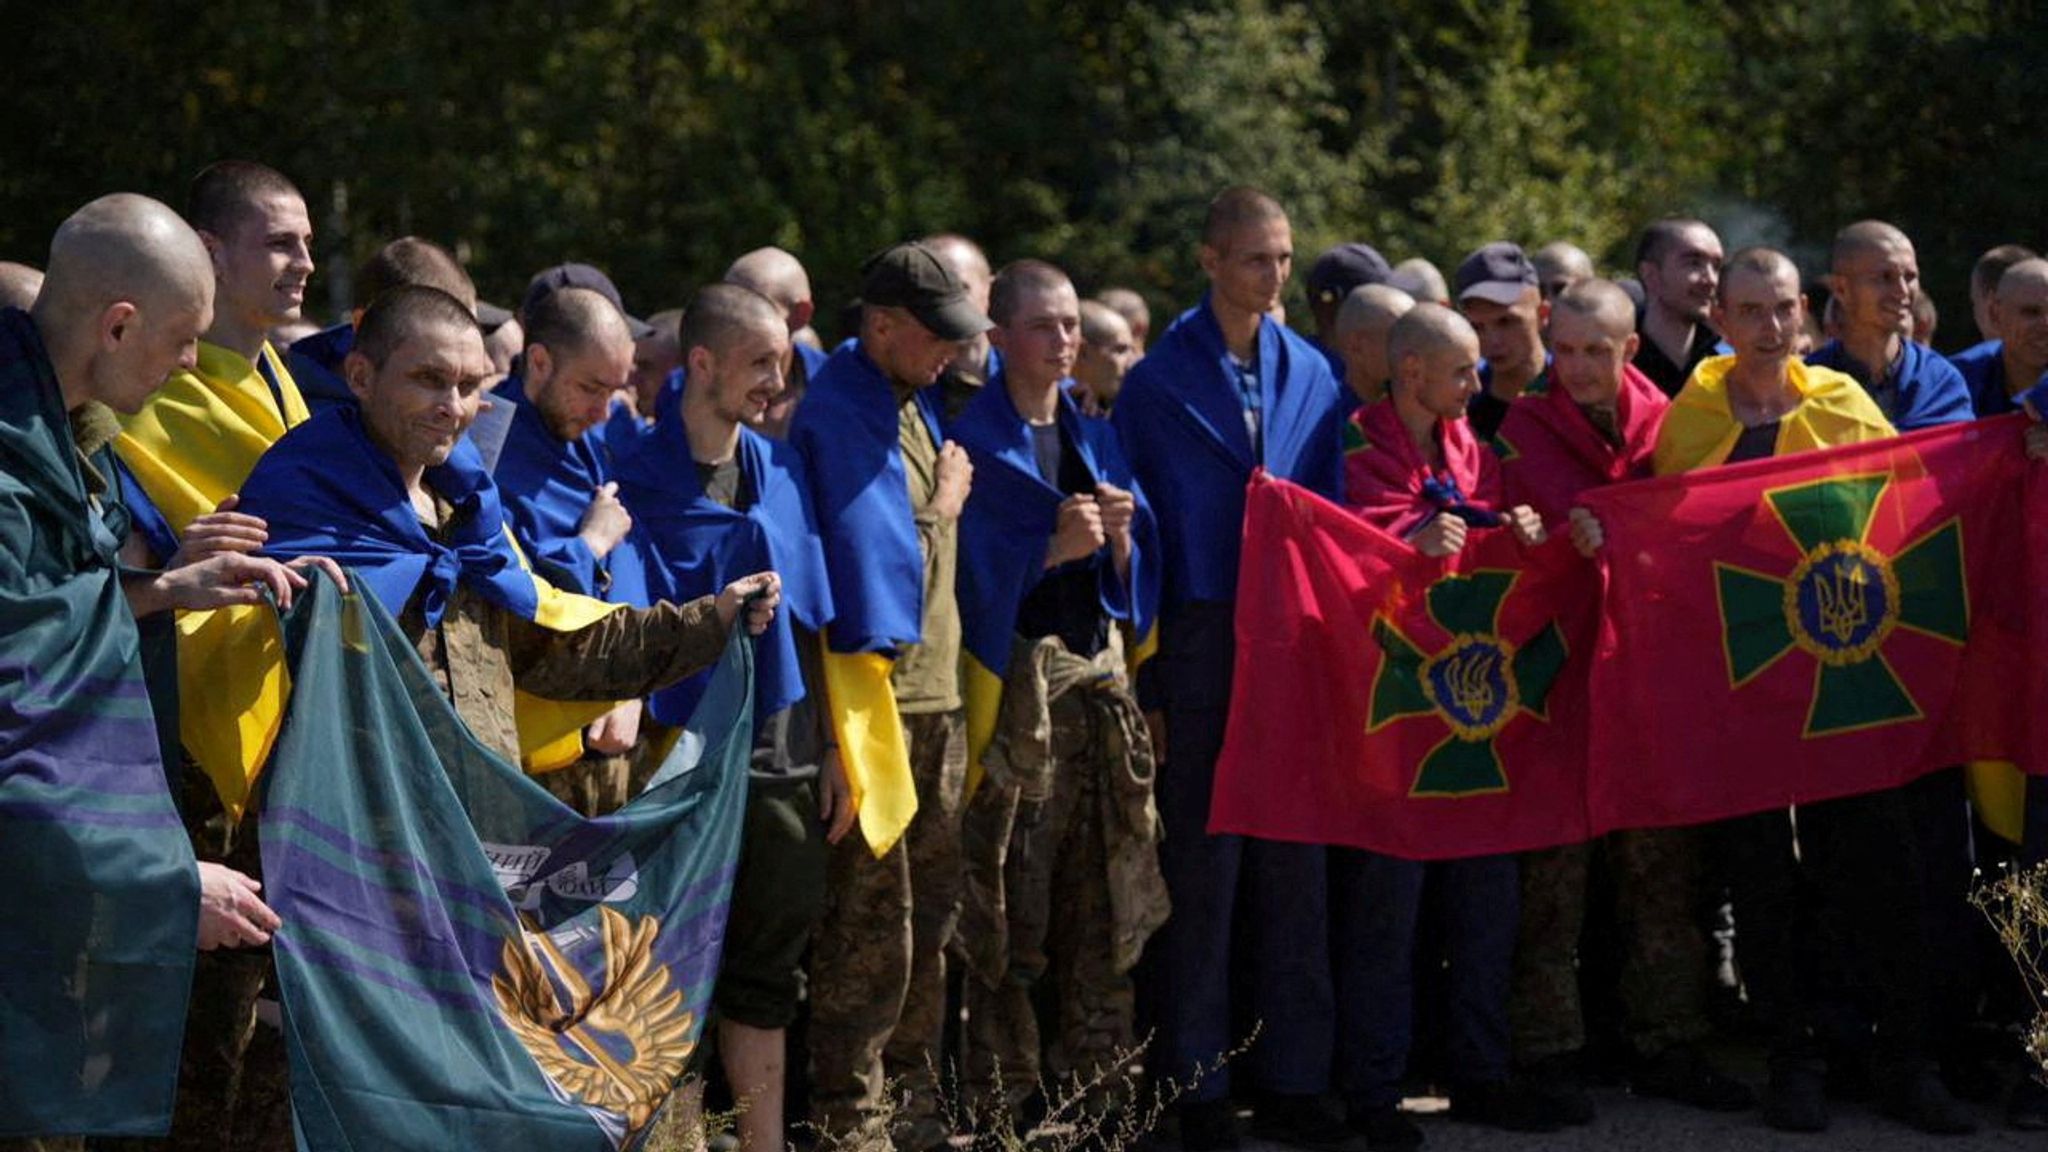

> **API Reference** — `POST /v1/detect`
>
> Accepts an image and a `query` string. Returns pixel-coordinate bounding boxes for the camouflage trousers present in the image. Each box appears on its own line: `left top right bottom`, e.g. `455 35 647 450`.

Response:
537 750 635 817
960 693 1137 1117
807 710 966 1151
1510 827 1711 1063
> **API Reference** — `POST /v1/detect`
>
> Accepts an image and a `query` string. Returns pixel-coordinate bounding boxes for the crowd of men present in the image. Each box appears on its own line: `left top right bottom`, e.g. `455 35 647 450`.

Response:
6 159 2048 1152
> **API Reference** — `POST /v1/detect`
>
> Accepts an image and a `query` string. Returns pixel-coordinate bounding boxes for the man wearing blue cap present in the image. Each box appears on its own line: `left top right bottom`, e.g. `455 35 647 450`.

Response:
1307 242 1394 379
1456 242 1549 441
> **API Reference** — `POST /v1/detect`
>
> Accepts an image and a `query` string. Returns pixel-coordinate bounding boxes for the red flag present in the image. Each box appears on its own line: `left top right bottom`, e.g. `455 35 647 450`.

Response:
1210 473 1596 860
1576 415 2040 832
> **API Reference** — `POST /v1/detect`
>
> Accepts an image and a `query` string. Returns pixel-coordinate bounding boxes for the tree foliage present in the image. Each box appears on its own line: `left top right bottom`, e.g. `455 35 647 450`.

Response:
2 0 2041 346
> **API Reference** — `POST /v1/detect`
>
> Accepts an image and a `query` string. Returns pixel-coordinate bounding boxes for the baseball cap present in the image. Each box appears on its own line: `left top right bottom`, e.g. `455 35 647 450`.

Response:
520 262 657 340
1454 242 1540 306
475 301 514 334
860 242 992 342
1307 243 1393 308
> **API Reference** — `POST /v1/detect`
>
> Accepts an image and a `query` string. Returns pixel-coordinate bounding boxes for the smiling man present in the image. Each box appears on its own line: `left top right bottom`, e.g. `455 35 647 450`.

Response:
1632 218 1725 398
613 282 848 1152
1804 221 1972 430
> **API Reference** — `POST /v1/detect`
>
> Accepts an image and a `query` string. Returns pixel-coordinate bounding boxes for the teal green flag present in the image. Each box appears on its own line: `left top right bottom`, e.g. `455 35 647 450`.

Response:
262 573 750 1149
0 307 199 1138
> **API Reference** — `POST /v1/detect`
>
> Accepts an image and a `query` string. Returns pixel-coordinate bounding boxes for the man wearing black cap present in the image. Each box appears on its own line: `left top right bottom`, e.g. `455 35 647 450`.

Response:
790 241 986 1151
1631 218 1725 397
1456 242 1549 440
1307 242 1394 378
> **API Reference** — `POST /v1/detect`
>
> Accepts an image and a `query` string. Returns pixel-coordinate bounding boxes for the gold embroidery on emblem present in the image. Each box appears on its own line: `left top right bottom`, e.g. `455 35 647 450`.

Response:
493 905 696 1140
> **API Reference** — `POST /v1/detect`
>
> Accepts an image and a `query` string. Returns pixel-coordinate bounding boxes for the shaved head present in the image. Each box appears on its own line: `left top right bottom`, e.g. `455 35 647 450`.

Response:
923 233 992 306
680 283 784 358
355 236 475 313
39 194 212 319
1830 220 1914 271
1097 288 1149 331
1202 186 1287 251
1549 278 1636 338
989 259 1074 328
1387 303 1478 379
724 247 814 324
1998 258 2048 299
1391 258 1450 305
1717 247 1800 302
33 194 217 412
1079 299 1126 346
1337 283 1415 340
1975 244 2038 301
0 262 42 311
523 285 630 359
1533 242 1595 299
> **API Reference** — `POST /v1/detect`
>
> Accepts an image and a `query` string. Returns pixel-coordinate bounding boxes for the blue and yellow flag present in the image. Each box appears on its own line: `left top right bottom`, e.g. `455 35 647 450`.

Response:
0 308 198 1138
263 573 750 1150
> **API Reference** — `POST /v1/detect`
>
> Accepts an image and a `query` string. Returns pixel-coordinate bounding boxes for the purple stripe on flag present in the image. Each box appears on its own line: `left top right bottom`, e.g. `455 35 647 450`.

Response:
269 842 505 981
0 799 183 829
265 805 509 921
276 933 481 1012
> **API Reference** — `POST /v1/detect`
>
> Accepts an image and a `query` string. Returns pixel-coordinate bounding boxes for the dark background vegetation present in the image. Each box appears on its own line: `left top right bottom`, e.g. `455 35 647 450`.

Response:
4 0 2039 348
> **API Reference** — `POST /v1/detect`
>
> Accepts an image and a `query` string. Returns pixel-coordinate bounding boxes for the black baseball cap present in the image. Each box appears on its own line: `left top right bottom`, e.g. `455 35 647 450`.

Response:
520 262 657 340
1307 243 1393 308
1454 242 1540 306
860 242 992 342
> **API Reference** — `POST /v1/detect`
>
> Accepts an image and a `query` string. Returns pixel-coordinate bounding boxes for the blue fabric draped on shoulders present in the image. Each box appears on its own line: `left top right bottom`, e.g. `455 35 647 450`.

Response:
787 343 931 655
489 372 646 604
952 375 1159 683
285 322 357 416
1805 338 1973 430
237 406 542 627
613 414 834 728
1110 294 1343 610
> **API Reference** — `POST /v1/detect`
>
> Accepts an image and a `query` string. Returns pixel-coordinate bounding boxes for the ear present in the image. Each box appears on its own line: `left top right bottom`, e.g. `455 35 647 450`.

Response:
1198 244 1221 280
986 324 1012 356
197 229 227 272
98 301 139 353
343 350 374 402
1622 331 1641 361
1826 273 1847 301
525 342 553 385
788 299 815 332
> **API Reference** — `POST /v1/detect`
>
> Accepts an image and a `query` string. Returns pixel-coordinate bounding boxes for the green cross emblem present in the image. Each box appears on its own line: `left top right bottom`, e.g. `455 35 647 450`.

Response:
1714 472 1967 736
1367 569 1567 797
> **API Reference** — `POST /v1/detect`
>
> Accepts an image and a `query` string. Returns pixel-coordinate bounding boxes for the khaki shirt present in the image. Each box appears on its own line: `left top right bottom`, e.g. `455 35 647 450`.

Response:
889 397 962 714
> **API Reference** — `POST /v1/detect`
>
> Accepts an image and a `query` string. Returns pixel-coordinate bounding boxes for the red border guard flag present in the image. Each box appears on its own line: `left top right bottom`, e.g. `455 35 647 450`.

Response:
1210 472 1596 860
1576 415 2041 832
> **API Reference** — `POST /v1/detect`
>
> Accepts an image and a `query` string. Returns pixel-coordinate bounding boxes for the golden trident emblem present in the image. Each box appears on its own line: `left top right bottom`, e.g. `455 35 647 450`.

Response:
1813 555 1871 645
1443 646 1498 722
493 906 697 1141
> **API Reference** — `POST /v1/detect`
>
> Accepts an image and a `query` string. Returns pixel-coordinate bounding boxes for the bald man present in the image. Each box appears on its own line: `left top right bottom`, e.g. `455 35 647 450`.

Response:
1532 241 1595 302
924 233 999 424
0 260 43 310
1389 257 1450 305
1492 282 1751 1120
1112 186 1352 1152
1805 221 1972 430
0 193 323 1148
1579 249 1970 1136
1958 258 2048 417
1097 286 1150 356
628 306 684 417
1333 283 1412 408
1337 303 1554 1140
725 246 828 431
1965 243 2038 349
1073 298 1138 413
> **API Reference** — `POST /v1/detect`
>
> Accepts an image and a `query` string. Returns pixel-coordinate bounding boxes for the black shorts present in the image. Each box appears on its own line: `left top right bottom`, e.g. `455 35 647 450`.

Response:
714 774 830 1029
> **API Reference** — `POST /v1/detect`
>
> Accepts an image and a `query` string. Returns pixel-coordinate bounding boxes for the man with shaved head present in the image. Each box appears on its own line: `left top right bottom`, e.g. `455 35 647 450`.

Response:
1337 302 1554 1141
1097 286 1151 356
1333 282 1413 409
725 246 828 429
489 285 651 816
1958 259 2048 417
1493 281 1750 1121
612 282 846 1152
286 235 478 415
625 306 684 421
1964 243 2038 350
1112 186 1352 1152
1389 257 1451 306
0 260 42 310
0 193 328 1147
1073 297 1139 413
924 232 999 423
1806 221 1972 430
1579 248 1970 1135
1632 218 1725 397
1532 241 1596 302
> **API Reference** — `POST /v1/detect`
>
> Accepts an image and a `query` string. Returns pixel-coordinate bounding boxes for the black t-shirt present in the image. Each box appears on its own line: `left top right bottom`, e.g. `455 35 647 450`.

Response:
1015 421 1110 659
1634 321 1722 398
1467 388 1511 442
1726 420 1781 464
697 453 817 779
